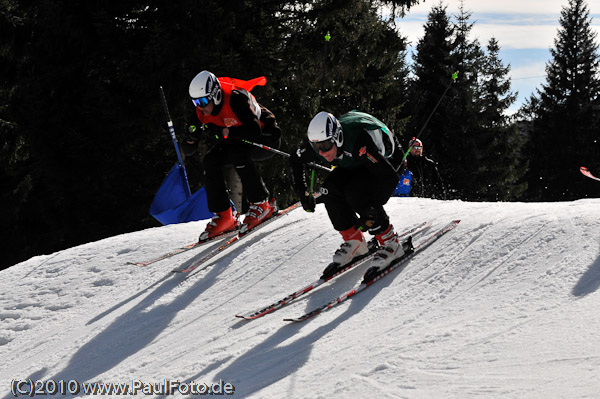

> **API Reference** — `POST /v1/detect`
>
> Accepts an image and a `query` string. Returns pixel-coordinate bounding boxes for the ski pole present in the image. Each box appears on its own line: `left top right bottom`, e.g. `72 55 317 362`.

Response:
319 32 331 109
159 86 192 197
239 138 332 172
400 71 459 163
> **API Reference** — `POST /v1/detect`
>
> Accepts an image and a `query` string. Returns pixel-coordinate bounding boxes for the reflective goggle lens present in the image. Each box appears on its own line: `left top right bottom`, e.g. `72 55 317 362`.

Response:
311 139 335 152
192 97 210 107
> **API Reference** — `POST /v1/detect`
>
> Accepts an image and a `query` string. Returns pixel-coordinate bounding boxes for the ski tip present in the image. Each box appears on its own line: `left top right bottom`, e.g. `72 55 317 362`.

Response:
235 314 256 319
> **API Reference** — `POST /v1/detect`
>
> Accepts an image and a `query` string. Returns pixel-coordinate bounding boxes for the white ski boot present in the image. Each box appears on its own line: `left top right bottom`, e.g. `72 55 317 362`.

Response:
322 227 369 279
363 224 413 283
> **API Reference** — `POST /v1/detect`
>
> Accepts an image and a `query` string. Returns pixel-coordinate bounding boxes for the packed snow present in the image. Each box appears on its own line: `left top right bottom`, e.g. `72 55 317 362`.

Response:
1 197 599 398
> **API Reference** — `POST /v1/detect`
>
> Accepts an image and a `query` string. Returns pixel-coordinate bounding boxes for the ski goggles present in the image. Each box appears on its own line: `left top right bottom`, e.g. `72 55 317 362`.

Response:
412 145 423 150
192 96 211 108
310 139 335 153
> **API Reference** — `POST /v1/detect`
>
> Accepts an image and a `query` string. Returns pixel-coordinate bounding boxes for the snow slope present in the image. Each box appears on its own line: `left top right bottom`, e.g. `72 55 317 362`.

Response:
1 198 599 398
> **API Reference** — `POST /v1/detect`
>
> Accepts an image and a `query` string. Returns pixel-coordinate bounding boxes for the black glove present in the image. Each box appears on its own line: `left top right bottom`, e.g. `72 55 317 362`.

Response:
180 138 198 157
299 191 315 212
185 125 201 143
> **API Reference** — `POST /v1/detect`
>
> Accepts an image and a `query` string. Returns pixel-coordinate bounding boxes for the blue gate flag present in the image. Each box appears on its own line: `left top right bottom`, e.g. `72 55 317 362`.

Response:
150 164 214 225
393 168 412 197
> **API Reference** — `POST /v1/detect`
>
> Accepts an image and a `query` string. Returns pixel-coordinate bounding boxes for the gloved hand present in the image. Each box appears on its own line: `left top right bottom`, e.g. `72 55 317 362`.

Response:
181 125 204 156
299 191 315 212
185 125 200 143
180 139 198 157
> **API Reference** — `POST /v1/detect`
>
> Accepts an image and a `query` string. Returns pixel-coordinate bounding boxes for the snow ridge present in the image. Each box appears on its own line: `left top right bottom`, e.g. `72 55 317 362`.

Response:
1 198 599 398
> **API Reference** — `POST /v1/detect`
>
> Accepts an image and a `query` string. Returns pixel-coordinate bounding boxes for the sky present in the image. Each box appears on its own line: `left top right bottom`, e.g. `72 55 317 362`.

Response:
1 197 599 398
397 0 600 115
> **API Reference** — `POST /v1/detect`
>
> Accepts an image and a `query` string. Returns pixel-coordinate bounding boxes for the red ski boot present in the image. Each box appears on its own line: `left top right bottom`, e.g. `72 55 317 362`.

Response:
199 207 238 241
241 199 276 233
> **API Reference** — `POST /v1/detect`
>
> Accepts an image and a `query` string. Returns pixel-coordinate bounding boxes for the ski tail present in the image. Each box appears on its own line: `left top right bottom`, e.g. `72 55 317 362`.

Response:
127 231 236 266
172 201 302 273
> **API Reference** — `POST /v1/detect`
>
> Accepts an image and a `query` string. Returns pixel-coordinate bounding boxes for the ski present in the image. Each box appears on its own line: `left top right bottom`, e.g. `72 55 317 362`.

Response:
172 201 302 273
283 220 460 323
128 230 238 266
580 166 600 182
235 220 433 320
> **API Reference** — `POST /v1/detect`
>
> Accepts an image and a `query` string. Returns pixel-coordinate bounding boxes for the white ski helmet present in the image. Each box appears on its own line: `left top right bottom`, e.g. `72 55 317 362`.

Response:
307 111 343 152
189 70 222 107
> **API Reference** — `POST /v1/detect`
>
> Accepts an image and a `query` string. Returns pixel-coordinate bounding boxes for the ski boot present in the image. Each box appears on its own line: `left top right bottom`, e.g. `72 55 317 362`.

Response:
321 226 369 279
362 224 414 283
240 198 277 234
199 207 239 242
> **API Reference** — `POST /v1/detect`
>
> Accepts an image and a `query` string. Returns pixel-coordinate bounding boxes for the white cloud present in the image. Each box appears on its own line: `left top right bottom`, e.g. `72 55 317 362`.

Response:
397 21 559 50
406 0 567 16
473 24 558 50
510 61 547 81
397 0 600 50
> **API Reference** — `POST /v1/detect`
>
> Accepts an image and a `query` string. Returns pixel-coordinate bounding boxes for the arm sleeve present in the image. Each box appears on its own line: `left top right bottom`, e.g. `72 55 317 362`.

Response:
227 90 262 141
352 130 400 201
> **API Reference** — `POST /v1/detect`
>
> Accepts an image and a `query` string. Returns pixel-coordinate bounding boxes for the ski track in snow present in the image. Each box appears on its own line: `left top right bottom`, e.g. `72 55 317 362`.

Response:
1 198 600 398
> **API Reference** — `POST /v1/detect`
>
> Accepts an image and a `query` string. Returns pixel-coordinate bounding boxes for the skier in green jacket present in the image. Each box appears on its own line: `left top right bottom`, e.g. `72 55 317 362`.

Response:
290 110 412 282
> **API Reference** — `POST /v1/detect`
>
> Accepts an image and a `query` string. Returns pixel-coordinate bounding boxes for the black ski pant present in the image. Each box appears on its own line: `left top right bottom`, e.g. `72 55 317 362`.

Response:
203 136 279 213
320 166 398 235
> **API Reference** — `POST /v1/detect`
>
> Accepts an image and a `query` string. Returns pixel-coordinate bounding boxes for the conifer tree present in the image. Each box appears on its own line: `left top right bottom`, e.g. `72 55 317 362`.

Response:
407 3 456 168
522 0 600 200
441 1 486 200
409 1 491 200
475 38 525 200
408 1 524 201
